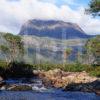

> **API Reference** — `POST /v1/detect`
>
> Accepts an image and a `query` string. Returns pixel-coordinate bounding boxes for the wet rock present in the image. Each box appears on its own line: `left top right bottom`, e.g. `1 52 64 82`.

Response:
39 69 63 88
42 78 53 87
0 76 6 88
8 85 32 91
95 90 100 95
64 80 100 95
0 86 6 90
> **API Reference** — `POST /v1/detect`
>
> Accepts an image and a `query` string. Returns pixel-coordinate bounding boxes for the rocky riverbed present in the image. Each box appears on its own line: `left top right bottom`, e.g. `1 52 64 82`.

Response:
0 77 100 100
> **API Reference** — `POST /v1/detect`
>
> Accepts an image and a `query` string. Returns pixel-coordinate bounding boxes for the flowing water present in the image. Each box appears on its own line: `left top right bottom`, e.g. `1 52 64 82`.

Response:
0 78 100 100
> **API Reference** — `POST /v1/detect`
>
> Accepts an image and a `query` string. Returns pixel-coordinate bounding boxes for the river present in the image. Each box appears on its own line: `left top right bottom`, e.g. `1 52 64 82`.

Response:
0 78 100 100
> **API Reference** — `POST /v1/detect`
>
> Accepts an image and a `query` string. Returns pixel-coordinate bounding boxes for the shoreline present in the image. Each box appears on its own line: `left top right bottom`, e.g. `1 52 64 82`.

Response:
0 69 100 95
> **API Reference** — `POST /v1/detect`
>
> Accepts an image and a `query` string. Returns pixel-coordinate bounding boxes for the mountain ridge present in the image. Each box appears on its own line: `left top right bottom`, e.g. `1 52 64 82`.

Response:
19 19 92 39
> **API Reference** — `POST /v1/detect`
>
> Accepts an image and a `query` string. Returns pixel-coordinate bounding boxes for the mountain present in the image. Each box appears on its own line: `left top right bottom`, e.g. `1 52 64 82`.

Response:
0 19 94 64
19 19 91 39
18 19 93 63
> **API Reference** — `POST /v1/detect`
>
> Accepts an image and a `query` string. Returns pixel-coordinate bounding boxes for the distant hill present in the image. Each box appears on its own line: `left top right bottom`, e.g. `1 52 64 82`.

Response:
19 19 92 39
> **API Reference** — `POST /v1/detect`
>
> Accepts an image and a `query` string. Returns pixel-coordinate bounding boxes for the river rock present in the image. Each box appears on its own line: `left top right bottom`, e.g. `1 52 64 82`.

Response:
0 86 6 90
33 70 41 76
95 90 100 95
7 84 32 91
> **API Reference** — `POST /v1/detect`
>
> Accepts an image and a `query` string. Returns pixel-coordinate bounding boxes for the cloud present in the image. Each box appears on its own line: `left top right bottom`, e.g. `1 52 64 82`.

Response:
0 0 99 35
39 0 79 6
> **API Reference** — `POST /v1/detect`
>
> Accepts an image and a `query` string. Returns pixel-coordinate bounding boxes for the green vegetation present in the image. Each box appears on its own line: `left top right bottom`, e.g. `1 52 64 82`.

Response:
30 63 100 77
0 61 34 78
87 66 100 77
86 0 100 16
85 35 100 65
0 33 24 65
0 61 99 77
0 45 10 66
0 33 100 78
65 48 72 60
0 60 8 68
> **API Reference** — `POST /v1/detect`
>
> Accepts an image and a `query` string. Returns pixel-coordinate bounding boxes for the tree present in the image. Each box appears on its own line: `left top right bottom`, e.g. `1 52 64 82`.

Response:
63 48 72 63
65 48 72 58
85 35 100 65
3 33 24 63
86 0 100 16
0 45 10 66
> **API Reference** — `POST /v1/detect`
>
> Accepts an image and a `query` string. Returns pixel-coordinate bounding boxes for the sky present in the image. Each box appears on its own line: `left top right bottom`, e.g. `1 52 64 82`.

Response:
0 0 100 35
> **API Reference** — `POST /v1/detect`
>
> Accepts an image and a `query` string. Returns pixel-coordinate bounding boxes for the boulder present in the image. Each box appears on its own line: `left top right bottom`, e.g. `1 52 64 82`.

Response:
38 69 99 90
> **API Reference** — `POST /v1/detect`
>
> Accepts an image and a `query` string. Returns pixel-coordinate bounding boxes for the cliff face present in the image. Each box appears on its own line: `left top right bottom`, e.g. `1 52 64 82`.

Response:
19 19 91 39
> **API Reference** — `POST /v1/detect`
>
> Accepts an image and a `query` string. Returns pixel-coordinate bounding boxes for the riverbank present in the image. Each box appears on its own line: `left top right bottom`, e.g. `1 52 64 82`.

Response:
0 64 100 95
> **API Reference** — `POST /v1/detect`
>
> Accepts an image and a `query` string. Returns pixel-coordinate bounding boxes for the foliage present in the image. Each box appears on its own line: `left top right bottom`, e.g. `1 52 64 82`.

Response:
0 45 9 53
86 0 100 16
0 33 99 78
63 48 72 63
85 35 100 65
0 45 10 66
0 33 24 63
0 60 8 68
87 66 100 77
0 60 100 77
0 61 34 78
65 48 72 58
28 62 100 77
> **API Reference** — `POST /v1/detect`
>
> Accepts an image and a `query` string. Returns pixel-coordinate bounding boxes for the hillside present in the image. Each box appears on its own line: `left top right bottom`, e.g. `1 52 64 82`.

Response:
22 35 87 64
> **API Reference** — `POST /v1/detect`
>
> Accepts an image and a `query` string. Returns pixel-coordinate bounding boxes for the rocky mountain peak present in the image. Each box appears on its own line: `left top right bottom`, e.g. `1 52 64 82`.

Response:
19 19 91 39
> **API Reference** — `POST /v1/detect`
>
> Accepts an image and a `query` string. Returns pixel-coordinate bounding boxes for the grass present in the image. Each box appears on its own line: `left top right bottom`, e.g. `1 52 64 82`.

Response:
31 62 100 77
86 66 100 77
0 60 100 77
